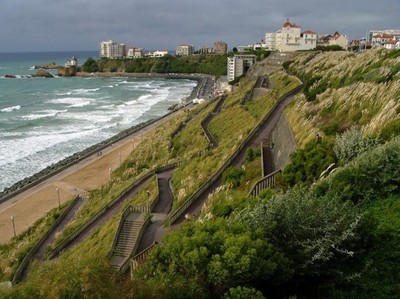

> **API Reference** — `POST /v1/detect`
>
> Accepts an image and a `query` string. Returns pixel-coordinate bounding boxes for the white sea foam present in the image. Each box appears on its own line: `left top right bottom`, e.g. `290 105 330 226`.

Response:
21 109 67 120
48 97 93 108
1 105 21 113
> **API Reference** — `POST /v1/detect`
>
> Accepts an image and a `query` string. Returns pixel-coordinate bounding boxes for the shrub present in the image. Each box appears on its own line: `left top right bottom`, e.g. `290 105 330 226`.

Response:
379 119 400 142
277 138 336 187
222 167 245 187
245 147 261 162
334 126 379 164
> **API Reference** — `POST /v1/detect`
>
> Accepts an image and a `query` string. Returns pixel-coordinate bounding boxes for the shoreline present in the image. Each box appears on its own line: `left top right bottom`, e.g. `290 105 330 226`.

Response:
0 73 212 203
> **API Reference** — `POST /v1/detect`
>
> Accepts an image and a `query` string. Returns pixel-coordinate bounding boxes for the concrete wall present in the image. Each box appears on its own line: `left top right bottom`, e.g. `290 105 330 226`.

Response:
271 114 297 170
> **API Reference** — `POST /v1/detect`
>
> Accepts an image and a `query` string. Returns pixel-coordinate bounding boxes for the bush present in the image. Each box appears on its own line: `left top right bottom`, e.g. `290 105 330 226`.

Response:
334 126 379 164
379 119 400 142
245 147 261 162
317 136 400 204
277 138 336 187
222 167 245 187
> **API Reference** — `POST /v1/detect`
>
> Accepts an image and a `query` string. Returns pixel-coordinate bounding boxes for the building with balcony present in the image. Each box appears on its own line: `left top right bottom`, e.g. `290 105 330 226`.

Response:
265 19 317 52
227 54 256 82
127 47 144 58
99 40 126 59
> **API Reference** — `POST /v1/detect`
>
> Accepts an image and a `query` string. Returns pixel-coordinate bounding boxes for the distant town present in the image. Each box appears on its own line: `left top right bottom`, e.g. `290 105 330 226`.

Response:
98 18 400 82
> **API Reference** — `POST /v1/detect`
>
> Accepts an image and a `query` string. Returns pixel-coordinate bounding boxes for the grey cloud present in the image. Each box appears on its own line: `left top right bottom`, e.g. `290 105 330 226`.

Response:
0 0 399 52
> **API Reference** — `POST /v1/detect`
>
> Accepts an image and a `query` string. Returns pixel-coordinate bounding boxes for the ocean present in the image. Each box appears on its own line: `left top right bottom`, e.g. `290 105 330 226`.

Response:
0 51 197 192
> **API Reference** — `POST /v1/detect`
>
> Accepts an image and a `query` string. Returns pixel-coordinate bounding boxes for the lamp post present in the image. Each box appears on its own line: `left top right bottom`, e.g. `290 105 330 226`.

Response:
119 152 121 166
10 216 16 238
109 168 112 178
56 187 61 208
131 139 135 150
146 190 150 213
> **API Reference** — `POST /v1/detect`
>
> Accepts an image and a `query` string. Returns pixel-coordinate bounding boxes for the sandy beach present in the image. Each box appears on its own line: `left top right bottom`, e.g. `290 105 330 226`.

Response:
0 109 182 244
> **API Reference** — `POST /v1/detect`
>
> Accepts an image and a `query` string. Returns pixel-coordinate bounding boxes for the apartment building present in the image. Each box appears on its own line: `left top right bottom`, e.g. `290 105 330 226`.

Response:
99 40 126 58
214 41 228 55
227 54 256 82
265 19 317 52
176 44 194 56
127 47 144 58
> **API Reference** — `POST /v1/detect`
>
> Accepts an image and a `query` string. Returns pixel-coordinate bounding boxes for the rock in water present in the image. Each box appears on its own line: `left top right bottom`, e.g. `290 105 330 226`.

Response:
32 69 54 78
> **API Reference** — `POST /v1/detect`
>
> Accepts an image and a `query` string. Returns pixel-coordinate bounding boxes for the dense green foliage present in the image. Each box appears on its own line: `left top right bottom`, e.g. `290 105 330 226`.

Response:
82 54 228 76
276 137 337 188
136 219 289 298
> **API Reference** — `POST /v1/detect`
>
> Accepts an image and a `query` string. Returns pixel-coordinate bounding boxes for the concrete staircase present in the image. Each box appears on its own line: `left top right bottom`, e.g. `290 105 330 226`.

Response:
110 213 145 269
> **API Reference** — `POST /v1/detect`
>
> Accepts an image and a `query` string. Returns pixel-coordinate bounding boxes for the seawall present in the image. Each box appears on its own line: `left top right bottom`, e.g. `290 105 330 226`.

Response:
271 114 297 170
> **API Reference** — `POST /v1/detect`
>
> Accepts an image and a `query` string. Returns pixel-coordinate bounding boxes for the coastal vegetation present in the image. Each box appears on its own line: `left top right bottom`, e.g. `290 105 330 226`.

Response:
1 49 400 298
82 54 228 76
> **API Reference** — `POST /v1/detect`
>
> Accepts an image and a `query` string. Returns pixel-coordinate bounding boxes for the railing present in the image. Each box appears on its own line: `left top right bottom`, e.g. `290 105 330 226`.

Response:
168 82 303 225
260 142 265 178
118 217 151 274
130 242 158 276
12 196 80 284
107 205 135 259
47 161 178 259
248 169 282 197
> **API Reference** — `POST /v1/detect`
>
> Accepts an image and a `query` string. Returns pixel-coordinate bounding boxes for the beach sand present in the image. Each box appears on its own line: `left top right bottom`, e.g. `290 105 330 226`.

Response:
0 111 177 244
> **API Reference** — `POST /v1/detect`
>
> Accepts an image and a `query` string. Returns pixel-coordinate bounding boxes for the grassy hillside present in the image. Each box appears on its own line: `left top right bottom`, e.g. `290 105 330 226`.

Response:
285 49 400 146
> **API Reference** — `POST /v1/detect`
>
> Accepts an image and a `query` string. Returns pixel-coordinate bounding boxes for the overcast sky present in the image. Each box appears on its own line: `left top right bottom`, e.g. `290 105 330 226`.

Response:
1 0 399 52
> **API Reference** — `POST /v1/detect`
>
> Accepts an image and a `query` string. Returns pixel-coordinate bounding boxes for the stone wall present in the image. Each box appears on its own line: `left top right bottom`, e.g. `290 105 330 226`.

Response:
271 114 297 170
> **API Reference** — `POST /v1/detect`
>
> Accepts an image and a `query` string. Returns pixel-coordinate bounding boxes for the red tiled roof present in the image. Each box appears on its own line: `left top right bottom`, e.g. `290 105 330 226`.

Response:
282 18 300 28
373 33 394 39
303 30 316 34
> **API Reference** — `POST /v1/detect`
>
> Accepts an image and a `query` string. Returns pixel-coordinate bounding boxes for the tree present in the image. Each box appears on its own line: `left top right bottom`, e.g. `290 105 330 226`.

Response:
233 187 362 292
138 219 289 297
81 57 99 72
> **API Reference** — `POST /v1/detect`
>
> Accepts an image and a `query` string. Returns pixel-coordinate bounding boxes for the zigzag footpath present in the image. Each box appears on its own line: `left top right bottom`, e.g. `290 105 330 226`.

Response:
168 80 303 225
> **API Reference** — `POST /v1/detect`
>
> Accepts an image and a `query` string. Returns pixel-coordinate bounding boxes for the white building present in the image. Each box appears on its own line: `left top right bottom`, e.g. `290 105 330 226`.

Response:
265 19 317 52
65 56 78 67
176 44 194 56
99 40 126 59
264 33 276 50
127 48 144 58
227 54 256 82
145 50 169 58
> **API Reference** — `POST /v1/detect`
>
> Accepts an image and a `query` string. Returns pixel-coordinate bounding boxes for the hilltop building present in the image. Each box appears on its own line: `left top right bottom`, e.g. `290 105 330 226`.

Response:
99 40 126 59
214 41 228 55
318 32 349 49
265 18 317 52
227 54 256 82
176 44 194 56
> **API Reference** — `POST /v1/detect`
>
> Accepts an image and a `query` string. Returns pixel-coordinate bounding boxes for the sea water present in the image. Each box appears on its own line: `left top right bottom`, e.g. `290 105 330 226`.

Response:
0 51 197 192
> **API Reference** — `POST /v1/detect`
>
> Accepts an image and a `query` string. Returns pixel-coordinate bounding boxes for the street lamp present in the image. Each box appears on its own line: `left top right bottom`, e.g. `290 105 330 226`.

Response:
119 152 121 166
10 216 16 238
146 190 150 212
56 187 61 208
